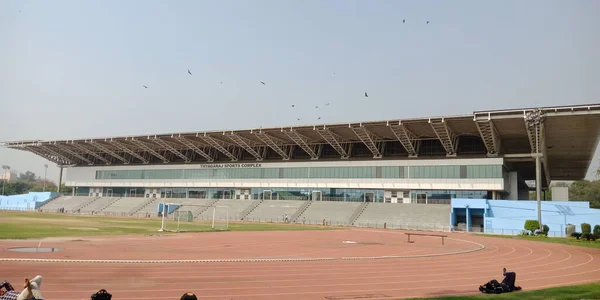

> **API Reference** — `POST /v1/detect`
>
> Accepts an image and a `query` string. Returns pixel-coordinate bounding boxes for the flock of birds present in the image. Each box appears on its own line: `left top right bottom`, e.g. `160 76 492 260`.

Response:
141 68 376 123
137 20 433 124
18 5 430 124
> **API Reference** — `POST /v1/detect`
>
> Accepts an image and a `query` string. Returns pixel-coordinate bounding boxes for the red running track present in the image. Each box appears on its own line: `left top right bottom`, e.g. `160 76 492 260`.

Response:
1 228 600 300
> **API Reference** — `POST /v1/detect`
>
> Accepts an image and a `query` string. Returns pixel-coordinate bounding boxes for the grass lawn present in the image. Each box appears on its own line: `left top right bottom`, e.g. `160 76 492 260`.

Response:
0 211 332 239
405 282 600 300
476 232 600 250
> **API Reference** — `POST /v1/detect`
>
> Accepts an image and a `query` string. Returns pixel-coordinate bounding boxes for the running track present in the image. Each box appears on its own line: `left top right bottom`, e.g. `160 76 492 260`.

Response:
1 228 600 300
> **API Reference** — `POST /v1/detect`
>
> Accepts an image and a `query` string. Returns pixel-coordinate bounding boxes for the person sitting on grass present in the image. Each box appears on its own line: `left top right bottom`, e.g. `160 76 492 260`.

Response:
0 276 44 300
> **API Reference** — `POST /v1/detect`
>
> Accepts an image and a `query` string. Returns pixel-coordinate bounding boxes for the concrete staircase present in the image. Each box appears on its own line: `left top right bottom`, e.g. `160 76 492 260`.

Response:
349 202 369 225
97 198 123 214
129 198 157 215
72 197 100 213
240 200 264 220
193 198 220 218
290 200 312 223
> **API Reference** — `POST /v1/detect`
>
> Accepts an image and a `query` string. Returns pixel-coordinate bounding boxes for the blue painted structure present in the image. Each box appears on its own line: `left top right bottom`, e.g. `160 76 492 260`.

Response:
0 192 61 211
451 199 600 237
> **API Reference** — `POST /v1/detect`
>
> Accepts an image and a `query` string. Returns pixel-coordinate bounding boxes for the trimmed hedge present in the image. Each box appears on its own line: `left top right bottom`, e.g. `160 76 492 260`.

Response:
581 223 592 235
524 220 540 235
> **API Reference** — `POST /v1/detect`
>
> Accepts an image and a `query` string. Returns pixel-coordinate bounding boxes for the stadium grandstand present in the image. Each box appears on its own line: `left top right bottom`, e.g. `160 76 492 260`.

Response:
2 103 600 229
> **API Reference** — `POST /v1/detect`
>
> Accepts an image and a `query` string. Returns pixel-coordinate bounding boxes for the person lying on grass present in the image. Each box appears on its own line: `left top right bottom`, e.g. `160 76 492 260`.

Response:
0 276 44 300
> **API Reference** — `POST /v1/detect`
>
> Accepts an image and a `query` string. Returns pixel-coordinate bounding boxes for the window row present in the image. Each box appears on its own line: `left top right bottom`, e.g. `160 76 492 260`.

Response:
95 165 503 180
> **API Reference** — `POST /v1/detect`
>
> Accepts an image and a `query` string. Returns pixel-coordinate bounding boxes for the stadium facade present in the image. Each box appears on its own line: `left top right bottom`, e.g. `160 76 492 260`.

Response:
3 104 600 205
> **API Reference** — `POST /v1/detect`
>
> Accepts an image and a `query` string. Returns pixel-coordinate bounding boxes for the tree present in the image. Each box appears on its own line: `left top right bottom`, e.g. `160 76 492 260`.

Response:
569 180 600 209
18 171 36 183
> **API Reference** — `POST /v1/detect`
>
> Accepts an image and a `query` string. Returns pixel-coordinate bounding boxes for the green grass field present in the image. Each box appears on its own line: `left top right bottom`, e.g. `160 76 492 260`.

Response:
405 282 600 300
0 211 332 239
477 233 600 249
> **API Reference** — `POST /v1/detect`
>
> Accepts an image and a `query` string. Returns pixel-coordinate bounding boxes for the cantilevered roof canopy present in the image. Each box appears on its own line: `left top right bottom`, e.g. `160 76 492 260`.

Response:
3 104 599 182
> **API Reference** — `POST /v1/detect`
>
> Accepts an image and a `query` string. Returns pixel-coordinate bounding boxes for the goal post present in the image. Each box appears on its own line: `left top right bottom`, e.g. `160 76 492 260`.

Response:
157 203 229 232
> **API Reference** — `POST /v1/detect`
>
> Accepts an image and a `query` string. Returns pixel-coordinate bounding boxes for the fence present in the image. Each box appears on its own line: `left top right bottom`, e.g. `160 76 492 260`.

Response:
0 207 32 211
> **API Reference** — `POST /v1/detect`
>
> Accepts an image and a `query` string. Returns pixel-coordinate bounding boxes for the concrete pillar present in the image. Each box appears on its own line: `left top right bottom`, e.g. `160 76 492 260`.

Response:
466 206 471 232
57 167 63 193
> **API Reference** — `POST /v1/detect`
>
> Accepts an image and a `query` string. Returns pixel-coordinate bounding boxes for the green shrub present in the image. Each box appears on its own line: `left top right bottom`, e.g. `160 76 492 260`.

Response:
524 220 540 235
581 233 596 241
581 223 592 235
593 225 600 238
571 232 582 240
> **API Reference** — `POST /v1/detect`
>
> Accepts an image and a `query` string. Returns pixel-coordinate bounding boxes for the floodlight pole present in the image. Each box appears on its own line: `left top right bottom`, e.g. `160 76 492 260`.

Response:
527 109 544 233
43 164 48 192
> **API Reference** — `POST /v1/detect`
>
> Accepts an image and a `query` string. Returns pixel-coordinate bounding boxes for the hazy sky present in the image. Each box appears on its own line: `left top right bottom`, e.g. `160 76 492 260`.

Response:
1 0 599 183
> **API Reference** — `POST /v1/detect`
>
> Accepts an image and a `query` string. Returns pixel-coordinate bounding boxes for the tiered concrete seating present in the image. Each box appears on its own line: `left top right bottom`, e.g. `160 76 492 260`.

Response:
353 203 451 231
78 197 120 214
168 198 216 216
133 198 162 216
101 197 151 216
39 196 96 212
196 199 254 221
244 200 305 222
297 201 362 226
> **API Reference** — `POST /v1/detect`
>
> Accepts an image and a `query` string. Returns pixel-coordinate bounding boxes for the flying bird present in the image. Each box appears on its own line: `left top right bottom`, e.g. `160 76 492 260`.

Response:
326 103 330 106
318 117 321 120
260 81 266 85
315 105 319 109
365 92 369 97
297 118 300 121
292 104 295 107
403 19 406 23
143 85 148 89
426 21 430 24
187 69 192 75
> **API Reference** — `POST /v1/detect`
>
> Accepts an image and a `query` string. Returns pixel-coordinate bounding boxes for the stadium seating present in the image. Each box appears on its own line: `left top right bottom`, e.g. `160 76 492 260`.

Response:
38 196 97 213
28 194 453 232
244 200 306 222
296 201 363 226
101 197 153 216
196 199 254 221
77 197 121 214
353 203 451 231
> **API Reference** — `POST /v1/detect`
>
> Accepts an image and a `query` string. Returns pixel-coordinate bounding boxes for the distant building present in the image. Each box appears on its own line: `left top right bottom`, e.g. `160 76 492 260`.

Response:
0 171 17 182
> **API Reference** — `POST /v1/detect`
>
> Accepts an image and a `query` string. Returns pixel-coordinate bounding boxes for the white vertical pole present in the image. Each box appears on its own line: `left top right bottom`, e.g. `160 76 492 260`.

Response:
211 206 216 229
159 203 165 231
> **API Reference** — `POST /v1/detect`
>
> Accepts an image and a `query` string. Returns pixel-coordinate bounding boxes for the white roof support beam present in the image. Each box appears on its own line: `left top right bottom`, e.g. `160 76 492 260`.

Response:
284 130 319 160
27 146 68 165
87 141 130 164
254 132 290 160
108 140 149 164
69 143 112 165
36 144 76 165
429 119 458 157
151 138 191 163
128 138 169 163
388 122 419 157
316 127 349 159
226 133 263 161
474 114 502 157
52 143 94 165
351 125 382 158
199 134 238 161
173 136 214 162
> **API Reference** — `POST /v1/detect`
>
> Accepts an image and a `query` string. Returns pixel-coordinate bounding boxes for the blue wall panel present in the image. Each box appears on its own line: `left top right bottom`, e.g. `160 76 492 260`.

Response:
451 199 600 237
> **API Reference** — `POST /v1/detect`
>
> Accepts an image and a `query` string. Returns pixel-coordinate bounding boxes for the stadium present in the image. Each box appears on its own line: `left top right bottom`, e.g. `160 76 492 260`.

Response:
2 103 600 300
2 103 600 230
